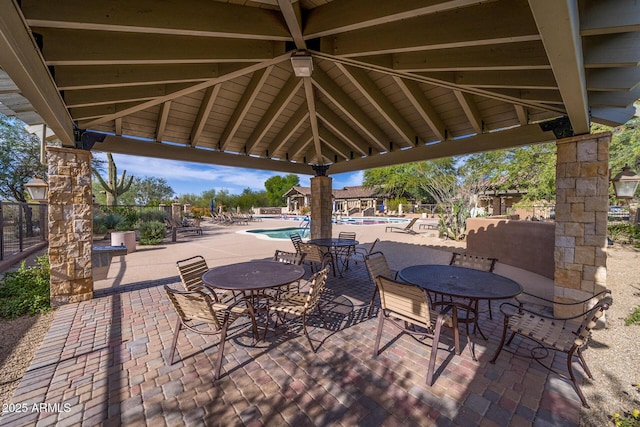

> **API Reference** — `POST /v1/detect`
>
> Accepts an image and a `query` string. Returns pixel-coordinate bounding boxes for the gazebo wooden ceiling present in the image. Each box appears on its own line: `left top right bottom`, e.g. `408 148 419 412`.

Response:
0 0 638 175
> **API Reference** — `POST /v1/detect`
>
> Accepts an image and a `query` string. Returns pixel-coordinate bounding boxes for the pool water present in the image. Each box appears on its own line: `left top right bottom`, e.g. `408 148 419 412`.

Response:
246 227 310 240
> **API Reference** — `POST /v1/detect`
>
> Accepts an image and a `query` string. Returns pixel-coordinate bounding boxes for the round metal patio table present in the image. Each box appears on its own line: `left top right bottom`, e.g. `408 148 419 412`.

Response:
307 238 358 277
202 260 305 293
398 264 523 360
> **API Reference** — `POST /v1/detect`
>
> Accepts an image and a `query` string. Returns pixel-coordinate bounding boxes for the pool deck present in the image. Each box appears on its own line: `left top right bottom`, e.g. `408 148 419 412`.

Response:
1 218 583 426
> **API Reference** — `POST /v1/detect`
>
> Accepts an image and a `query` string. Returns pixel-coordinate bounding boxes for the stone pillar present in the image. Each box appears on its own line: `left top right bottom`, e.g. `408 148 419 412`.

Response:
310 176 332 239
554 132 610 317
47 146 93 307
172 203 181 221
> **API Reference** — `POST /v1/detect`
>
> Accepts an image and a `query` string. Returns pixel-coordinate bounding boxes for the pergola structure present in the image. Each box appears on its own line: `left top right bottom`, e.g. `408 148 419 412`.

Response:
0 0 638 306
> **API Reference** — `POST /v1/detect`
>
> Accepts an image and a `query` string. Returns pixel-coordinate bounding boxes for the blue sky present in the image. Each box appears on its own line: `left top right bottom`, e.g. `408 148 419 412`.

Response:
94 152 364 197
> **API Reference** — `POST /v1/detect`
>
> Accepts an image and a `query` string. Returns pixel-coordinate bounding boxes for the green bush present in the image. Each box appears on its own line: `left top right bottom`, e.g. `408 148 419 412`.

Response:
0 255 51 319
625 306 640 326
93 216 108 234
139 220 166 245
139 209 168 223
102 212 123 229
608 223 640 248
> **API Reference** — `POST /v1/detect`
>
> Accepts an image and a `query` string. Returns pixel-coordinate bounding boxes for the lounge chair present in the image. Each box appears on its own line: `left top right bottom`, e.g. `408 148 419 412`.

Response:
384 217 418 234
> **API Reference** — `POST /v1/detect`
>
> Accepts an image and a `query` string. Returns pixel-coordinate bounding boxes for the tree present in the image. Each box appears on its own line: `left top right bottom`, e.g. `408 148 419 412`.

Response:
363 158 457 202
264 174 300 206
123 177 174 206
92 153 133 206
0 114 47 202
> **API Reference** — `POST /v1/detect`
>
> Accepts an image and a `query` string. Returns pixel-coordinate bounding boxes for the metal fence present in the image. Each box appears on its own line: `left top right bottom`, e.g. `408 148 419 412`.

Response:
0 201 48 261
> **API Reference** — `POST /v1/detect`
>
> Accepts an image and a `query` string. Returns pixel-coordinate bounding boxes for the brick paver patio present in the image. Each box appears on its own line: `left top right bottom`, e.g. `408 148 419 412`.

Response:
2 262 582 426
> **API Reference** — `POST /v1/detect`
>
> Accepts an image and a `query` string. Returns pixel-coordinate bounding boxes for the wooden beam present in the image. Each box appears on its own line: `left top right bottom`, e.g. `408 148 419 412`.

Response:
515 105 528 126
219 66 272 151
329 124 557 174
287 127 313 160
591 105 636 127
529 0 589 134
304 0 494 39
54 64 227 90
82 53 290 128
114 117 122 135
267 106 309 158
336 63 414 148
155 101 171 142
586 68 640 91
302 78 322 163
246 76 302 154
583 33 640 68
22 0 291 40
0 0 74 146
589 87 640 108
423 70 558 89
36 28 283 66
390 41 550 72
393 77 446 141
579 0 640 36
189 85 221 147
312 67 388 152
94 134 311 175
315 102 369 156
320 0 540 57
453 90 483 134
276 0 306 49
63 83 194 108
318 127 351 160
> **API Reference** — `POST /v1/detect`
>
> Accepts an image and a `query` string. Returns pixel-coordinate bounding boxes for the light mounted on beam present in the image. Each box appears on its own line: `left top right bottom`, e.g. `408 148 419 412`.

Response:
290 51 313 77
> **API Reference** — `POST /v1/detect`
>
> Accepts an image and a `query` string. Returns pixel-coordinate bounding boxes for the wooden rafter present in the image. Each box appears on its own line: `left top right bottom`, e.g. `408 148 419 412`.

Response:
189 85 220 147
155 101 171 142
393 77 447 142
453 90 483 134
267 106 309 158
315 102 369 157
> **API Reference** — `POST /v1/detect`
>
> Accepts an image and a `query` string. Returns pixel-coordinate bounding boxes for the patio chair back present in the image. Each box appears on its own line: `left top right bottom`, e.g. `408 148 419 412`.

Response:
364 251 393 282
165 285 223 328
303 266 330 312
298 242 332 272
273 250 305 265
176 255 209 292
290 233 303 253
338 231 356 241
449 252 497 272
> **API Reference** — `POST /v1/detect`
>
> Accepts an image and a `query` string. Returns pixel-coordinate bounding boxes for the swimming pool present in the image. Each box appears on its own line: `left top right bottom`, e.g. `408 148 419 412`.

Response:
246 227 310 240
336 217 410 225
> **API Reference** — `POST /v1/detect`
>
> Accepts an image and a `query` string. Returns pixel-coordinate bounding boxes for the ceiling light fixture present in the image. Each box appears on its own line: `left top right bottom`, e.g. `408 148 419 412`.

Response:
290 51 313 77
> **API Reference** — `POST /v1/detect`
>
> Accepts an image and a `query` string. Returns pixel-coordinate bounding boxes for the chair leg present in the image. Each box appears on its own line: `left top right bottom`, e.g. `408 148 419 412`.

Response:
168 318 182 365
316 304 328 328
301 313 317 352
487 300 493 320
427 319 445 386
214 322 230 380
576 347 594 379
489 318 510 364
373 312 385 357
367 287 379 316
567 347 590 408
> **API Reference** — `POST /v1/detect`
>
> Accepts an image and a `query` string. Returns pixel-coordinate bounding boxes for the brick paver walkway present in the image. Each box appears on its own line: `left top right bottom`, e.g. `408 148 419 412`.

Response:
1 263 582 426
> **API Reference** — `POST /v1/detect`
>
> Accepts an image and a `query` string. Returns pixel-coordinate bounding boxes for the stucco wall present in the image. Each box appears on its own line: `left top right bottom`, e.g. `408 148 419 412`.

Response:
466 217 555 279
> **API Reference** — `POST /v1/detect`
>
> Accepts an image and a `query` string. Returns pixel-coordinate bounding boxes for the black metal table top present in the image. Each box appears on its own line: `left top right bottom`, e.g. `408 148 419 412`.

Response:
307 238 358 247
398 265 523 300
202 260 305 292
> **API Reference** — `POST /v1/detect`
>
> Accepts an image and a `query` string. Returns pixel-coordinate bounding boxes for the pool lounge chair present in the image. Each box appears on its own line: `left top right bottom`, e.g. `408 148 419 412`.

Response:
384 217 418 234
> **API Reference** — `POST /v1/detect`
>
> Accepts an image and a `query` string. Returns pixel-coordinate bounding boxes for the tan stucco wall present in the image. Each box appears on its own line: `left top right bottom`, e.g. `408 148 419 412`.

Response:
466 217 555 279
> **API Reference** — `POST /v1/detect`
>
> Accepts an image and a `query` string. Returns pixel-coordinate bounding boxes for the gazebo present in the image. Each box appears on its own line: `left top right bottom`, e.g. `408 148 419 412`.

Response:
0 0 638 308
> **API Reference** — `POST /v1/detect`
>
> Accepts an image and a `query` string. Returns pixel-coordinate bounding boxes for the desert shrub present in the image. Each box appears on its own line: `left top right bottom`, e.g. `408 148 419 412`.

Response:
139 221 166 245
139 209 168 223
102 212 123 230
93 216 108 234
0 255 51 319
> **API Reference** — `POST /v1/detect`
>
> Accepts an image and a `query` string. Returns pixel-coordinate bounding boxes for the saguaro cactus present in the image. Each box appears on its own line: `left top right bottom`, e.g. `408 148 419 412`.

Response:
93 153 133 206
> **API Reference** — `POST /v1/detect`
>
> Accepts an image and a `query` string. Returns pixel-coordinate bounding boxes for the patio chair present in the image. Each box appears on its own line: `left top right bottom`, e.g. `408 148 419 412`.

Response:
290 232 303 253
164 285 258 379
176 255 234 303
449 252 498 320
384 217 418 234
266 266 331 351
364 251 398 316
490 290 612 408
373 276 460 386
298 242 332 274
344 237 380 269
271 249 306 294
336 231 357 261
